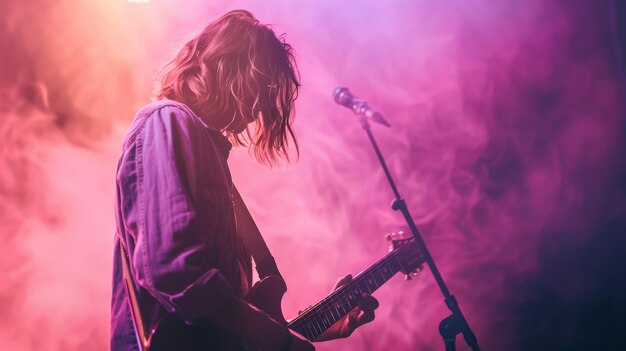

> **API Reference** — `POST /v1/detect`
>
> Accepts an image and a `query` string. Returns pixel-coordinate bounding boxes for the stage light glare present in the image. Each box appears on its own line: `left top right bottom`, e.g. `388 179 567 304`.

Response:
126 0 150 4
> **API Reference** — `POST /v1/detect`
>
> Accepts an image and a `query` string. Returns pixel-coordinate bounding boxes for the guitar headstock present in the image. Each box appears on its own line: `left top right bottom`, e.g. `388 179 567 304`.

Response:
386 231 426 280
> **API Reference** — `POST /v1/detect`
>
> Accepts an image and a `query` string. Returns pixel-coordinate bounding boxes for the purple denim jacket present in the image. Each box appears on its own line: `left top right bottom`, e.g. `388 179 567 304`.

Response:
110 100 251 350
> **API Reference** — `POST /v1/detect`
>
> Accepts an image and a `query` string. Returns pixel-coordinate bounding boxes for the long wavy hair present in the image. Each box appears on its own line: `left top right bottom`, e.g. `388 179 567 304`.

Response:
154 10 300 166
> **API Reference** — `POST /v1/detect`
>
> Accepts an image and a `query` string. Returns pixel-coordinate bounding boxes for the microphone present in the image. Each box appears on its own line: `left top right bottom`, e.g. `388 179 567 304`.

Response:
333 87 391 127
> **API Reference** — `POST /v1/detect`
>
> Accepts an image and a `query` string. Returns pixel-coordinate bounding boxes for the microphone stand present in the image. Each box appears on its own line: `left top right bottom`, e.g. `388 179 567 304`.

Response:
355 115 480 351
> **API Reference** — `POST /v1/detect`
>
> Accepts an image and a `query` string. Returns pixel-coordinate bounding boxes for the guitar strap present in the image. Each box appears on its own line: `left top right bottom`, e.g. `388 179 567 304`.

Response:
117 184 283 351
119 241 149 351
232 185 283 279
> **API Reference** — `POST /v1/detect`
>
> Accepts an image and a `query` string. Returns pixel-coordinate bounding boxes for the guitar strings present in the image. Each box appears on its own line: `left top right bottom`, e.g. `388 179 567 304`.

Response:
289 252 400 337
289 240 423 339
288 249 404 338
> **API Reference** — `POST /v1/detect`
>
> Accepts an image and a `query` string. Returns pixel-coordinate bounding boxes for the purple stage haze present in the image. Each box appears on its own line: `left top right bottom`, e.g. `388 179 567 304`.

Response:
0 0 624 350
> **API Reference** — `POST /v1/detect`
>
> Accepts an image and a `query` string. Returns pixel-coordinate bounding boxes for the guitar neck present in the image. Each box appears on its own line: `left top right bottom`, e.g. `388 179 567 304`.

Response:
287 249 403 341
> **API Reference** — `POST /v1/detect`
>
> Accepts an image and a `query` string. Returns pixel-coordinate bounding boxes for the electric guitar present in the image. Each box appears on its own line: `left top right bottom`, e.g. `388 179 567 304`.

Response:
145 234 425 350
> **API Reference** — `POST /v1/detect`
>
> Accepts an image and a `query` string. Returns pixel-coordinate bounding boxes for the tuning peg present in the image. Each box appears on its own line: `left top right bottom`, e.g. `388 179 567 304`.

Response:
385 231 406 241
386 232 400 241
405 272 419 281
404 267 423 282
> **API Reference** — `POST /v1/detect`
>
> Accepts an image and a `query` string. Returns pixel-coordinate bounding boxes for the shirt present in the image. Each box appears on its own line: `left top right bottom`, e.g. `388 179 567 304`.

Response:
110 99 252 350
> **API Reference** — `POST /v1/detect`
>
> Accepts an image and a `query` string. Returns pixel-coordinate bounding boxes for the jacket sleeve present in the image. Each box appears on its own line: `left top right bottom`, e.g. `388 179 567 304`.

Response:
131 105 233 324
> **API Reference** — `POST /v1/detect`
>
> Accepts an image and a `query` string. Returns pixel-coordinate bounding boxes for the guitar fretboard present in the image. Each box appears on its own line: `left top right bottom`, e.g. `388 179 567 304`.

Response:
287 249 404 341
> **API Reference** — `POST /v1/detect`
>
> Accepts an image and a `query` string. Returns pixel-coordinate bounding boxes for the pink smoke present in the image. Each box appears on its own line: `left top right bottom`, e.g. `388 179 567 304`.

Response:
0 0 624 350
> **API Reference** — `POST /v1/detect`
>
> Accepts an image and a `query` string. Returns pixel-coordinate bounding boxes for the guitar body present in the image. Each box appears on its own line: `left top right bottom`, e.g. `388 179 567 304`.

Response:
146 276 287 351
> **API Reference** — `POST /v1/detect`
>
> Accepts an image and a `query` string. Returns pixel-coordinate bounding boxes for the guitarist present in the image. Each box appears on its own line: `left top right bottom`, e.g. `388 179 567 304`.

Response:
111 10 378 351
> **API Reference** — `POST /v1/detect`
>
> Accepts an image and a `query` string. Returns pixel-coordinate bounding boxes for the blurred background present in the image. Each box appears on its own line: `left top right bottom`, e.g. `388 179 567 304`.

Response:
1 0 625 350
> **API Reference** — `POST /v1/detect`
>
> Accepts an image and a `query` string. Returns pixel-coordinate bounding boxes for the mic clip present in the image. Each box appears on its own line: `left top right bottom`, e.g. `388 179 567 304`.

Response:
350 99 391 127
